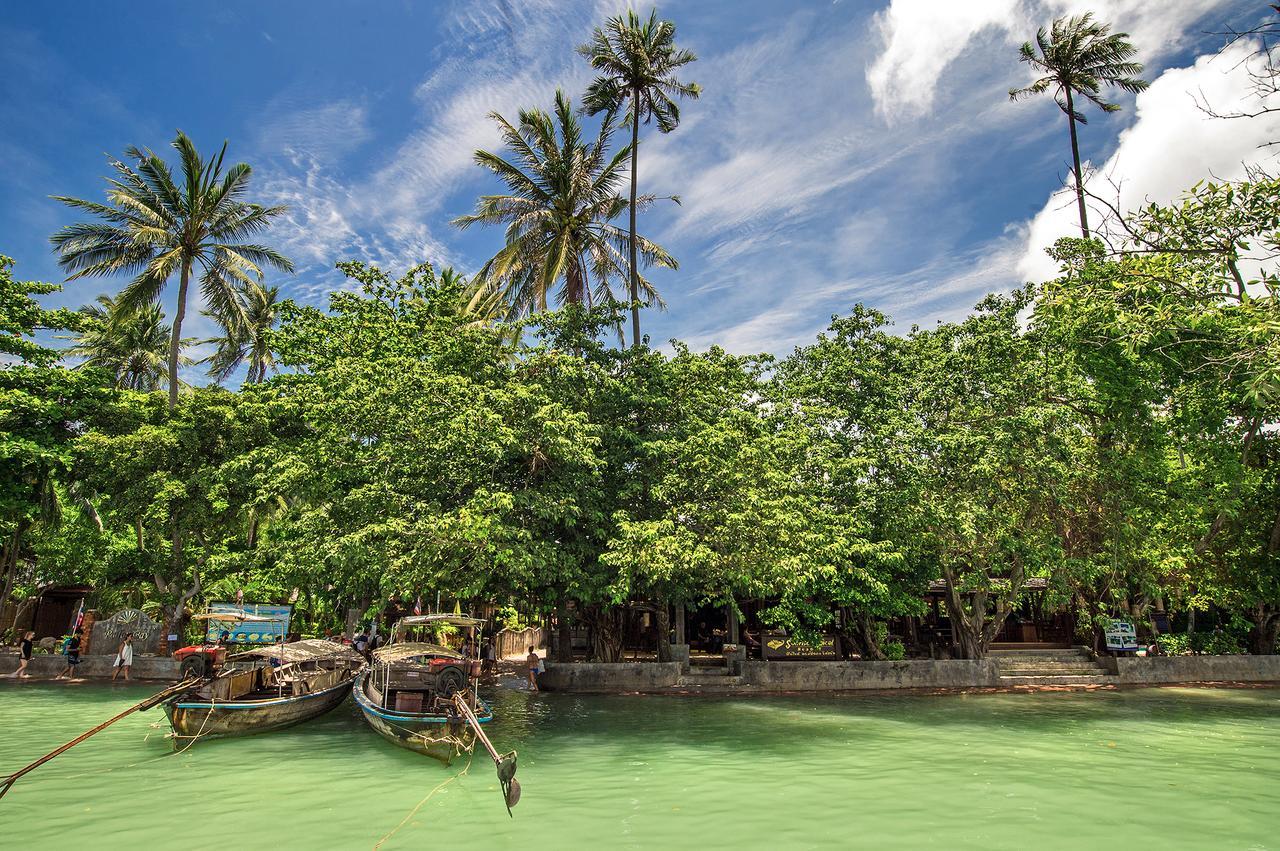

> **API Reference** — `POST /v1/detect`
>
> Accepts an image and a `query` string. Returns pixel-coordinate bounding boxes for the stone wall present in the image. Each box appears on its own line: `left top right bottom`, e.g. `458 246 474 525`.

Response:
1116 655 1280 684
537 661 683 692
741 659 1003 691
0 653 180 680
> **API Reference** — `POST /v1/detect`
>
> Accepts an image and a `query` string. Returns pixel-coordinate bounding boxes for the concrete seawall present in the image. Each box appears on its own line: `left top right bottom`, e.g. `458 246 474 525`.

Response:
741 659 1002 690
538 661 683 692
1 654 180 680
537 655 1280 694
1115 655 1280 684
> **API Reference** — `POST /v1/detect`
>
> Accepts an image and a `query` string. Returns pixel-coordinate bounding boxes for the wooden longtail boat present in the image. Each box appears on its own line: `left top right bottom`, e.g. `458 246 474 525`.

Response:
165 639 363 746
353 615 496 765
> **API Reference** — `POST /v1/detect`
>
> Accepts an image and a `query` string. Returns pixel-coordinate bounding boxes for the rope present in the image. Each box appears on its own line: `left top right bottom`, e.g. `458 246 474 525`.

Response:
372 751 473 850
169 697 218 756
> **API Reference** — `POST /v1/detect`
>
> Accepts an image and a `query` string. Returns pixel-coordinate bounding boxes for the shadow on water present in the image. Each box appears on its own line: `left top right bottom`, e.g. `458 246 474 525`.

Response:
2 682 1279 850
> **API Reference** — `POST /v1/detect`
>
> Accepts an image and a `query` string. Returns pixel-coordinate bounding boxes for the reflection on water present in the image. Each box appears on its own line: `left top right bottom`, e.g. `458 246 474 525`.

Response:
1 682 1278 850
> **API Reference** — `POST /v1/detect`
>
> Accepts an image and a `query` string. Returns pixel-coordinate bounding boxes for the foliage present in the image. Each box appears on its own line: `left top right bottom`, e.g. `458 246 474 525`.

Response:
50 131 293 406
201 281 282 385
579 7 700 345
1010 12 1148 237
62 294 190 391
453 91 675 327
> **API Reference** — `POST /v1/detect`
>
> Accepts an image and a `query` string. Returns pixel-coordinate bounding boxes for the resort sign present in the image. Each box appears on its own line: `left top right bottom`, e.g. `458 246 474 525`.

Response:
1104 619 1139 652
206 603 291 644
762 633 838 660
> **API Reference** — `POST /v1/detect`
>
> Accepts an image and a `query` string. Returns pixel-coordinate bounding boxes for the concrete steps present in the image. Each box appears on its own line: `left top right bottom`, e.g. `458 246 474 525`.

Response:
997 674 1114 686
992 646 1114 684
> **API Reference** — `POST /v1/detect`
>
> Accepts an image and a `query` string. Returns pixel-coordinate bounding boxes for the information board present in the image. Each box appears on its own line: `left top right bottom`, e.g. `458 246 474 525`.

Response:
762 633 839 660
1104 619 1139 652
206 603 291 644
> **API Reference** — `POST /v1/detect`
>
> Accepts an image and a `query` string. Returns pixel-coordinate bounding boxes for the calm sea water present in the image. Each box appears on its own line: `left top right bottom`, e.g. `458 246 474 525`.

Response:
0 681 1277 849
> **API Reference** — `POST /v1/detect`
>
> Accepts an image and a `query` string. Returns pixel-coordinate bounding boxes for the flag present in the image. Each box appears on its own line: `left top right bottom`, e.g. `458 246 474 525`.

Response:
414 596 422 616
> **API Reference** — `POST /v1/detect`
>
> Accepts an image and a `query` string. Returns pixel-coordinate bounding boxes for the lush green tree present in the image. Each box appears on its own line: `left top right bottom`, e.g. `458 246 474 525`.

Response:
51 131 293 407
580 7 700 346
1010 13 1147 238
202 281 281 385
0 255 110 633
63 294 189 392
454 90 675 335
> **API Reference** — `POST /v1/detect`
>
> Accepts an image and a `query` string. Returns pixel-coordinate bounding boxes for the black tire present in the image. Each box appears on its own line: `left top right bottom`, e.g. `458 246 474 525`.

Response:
180 655 207 679
436 665 466 697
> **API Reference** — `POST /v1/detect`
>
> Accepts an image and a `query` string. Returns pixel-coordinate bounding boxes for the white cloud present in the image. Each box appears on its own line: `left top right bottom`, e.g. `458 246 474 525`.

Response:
1017 38 1280 283
867 0 1237 121
867 0 1018 121
255 98 372 161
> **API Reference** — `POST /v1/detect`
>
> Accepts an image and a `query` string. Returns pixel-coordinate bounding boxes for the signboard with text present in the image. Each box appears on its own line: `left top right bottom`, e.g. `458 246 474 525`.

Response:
1104 619 1139 652
206 603 291 644
762 633 839 660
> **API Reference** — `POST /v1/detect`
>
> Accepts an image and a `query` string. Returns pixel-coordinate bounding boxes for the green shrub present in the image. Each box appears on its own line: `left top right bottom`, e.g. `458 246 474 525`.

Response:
883 639 906 661
1157 633 1190 655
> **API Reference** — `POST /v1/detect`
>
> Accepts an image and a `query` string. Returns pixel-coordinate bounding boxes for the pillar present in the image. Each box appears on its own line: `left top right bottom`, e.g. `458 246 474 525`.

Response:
674 602 686 645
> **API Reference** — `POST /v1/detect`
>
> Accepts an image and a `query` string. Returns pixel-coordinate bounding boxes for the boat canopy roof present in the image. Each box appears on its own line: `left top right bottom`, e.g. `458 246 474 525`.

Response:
230 639 361 664
395 614 486 628
372 642 462 664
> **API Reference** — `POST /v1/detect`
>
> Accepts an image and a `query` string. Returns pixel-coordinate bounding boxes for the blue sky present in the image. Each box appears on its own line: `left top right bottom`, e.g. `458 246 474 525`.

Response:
2 0 1273 378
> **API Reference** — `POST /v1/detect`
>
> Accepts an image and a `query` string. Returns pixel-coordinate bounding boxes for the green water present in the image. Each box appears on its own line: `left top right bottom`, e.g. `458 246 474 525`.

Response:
1 683 1277 849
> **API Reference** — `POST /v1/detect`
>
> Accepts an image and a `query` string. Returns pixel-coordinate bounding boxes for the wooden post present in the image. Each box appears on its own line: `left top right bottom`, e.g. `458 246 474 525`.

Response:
727 604 739 645
674 602 686 646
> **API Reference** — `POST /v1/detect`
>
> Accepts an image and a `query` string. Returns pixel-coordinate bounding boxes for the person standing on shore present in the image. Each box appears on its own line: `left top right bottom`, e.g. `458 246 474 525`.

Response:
7 631 34 678
55 629 82 680
482 636 497 675
526 645 543 691
111 632 134 681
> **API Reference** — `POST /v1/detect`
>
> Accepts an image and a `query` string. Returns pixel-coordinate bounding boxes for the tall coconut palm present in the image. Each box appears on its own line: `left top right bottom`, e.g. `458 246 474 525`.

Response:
50 131 293 407
1010 13 1147 239
453 89 676 323
579 8 699 347
62 294 191 392
201 281 281 385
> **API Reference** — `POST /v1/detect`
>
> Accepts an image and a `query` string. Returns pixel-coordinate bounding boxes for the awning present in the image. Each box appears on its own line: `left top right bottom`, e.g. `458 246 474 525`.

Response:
372 642 462 664
230 639 362 664
395 614 486 628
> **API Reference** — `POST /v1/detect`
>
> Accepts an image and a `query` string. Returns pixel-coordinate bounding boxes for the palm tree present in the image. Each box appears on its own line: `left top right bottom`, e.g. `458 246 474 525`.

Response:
201 281 281 385
580 8 700 347
1010 13 1147 239
50 131 293 407
453 90 676 324
62 294 191 391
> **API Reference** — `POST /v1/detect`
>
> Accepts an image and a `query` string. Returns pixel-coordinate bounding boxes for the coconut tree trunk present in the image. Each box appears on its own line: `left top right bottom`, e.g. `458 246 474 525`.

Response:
1065 89 1090 239
168 258 192 408
628 88 641 348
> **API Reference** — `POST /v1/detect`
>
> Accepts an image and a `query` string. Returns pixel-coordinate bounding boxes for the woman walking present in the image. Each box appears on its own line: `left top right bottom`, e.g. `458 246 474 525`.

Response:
6 631 34 678
111 632 134 681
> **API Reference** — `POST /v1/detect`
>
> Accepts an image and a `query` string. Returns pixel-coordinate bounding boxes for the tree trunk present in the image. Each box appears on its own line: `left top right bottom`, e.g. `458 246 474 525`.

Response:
555 602 574 663
655 596 672 663
1248 606 1279 655
855 612 886 661
168 258 192 408
0 520 31 633
628 89 642 348
1065 89 1090 239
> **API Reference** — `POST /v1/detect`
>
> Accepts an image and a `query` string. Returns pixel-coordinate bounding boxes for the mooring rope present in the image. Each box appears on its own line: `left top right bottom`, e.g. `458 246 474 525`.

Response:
372 751 474 851
170 697 218 756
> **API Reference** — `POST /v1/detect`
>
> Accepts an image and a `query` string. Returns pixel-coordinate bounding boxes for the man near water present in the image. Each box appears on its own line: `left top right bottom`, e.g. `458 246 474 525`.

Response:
54 629 82 679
